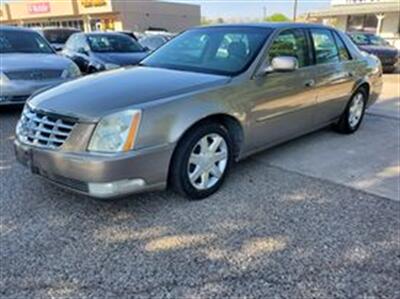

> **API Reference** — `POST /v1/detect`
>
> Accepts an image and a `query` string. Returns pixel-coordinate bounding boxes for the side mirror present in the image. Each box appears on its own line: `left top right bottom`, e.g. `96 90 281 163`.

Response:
77 47 88 55
53 45 63 52
256 56 299 77
271 56 299 72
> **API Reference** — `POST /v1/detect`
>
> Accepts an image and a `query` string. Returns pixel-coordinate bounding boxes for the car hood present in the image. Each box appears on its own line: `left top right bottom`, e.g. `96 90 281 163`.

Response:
358 45 398 57
0 53 72 72
30 66 230 121
93 52 148 66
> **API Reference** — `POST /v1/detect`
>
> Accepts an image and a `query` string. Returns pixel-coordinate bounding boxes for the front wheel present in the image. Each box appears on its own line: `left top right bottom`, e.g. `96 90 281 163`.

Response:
169 123 233 200
334 88 367 134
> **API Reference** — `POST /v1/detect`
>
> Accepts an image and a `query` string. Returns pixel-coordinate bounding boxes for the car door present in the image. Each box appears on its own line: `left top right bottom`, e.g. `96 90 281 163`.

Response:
71 35 92 73
246 28 318 150
309 28 355 125
63 34 81 68
64 34 90 73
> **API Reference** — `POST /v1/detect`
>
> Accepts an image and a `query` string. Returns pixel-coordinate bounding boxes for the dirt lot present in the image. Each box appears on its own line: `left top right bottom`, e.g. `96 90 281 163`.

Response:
0 74 399 298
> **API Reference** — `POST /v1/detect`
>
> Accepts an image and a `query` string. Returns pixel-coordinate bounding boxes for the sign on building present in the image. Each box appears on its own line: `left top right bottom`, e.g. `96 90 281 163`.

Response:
81 0 107 8
27 2 51 14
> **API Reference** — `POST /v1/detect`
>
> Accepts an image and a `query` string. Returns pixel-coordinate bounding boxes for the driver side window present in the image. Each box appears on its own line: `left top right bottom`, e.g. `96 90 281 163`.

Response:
268 29 310 68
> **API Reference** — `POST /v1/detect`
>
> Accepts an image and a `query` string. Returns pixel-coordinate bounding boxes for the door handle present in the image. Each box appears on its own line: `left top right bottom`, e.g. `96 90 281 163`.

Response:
304 79 315 87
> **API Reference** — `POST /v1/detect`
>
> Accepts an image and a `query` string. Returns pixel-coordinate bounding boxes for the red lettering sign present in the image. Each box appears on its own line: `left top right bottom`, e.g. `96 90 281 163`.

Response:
28 2 50 14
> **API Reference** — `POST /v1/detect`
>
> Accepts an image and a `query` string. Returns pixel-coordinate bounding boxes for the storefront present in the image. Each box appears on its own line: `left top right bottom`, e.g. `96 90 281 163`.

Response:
0 0 200 33
306 0 400 48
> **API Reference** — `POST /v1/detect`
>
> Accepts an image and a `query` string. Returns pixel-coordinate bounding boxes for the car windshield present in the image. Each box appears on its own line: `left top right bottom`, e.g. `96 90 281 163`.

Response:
87 34 144 53
0 30 54 54
350 33 388 46
43 29 79 44
141 27 272 76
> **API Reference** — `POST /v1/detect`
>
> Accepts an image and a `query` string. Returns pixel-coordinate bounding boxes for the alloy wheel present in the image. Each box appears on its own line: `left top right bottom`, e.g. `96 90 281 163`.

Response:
348 92 365 128
187 133 228 190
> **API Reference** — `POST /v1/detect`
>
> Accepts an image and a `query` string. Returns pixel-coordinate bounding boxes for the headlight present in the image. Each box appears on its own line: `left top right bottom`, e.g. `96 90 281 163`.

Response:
88 110 141 153
0 72 9 85
104 63 120 70
61 63 81 79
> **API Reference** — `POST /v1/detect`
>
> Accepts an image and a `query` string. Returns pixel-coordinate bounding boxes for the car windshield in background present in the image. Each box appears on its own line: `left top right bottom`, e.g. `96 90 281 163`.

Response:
0 30 54 54
43 29 79 44
88 34 144 53
141 27 272 76
350 33 388 46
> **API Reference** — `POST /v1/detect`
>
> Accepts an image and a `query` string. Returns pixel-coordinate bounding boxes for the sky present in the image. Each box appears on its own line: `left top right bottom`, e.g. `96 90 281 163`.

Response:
167 0 331 19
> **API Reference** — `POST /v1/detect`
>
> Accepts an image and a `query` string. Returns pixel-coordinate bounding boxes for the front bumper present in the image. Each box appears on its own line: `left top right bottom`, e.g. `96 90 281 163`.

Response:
14 139 175 199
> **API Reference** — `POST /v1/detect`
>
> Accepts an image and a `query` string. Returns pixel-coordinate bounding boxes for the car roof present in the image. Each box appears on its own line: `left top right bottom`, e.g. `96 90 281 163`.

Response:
84 31 127 37
41 27 81 31
198 22 332 30
348 31 376 36
0 25 38 33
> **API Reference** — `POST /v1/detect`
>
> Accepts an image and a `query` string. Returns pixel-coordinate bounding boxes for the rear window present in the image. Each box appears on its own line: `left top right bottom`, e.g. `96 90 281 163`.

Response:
88 34 144 53
43 29 80 44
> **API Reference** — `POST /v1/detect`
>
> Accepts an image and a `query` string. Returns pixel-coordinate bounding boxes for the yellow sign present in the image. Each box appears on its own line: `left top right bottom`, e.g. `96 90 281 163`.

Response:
81 0 107 8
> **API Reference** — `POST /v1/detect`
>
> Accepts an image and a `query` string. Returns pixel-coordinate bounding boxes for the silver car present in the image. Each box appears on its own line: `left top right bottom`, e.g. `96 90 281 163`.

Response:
14 23 383 199
0 26 81 106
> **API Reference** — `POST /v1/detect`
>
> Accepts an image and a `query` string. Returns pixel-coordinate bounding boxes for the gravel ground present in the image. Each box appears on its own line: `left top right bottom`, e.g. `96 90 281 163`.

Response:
1 76 399 298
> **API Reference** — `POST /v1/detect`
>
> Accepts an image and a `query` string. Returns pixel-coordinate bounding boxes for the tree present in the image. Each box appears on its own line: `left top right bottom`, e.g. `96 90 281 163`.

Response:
201 17 213 26
264 13 291 23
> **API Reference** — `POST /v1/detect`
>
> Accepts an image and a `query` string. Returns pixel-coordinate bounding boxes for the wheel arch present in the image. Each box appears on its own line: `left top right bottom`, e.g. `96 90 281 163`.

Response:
352 80 370 100
172 113 245 161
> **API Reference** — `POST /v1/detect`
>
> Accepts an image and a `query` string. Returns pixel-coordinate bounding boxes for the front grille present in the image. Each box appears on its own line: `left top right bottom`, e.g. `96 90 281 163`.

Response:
17 106 75 149
5 69 63 81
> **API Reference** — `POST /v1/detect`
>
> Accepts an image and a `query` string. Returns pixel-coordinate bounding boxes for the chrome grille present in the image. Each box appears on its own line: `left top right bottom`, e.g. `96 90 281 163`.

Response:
17 106 75 149
5 69 62 81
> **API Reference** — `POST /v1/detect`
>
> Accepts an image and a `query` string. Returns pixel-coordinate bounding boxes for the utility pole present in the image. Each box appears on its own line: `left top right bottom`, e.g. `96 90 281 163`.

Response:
263 6 267 21
293 0 298 22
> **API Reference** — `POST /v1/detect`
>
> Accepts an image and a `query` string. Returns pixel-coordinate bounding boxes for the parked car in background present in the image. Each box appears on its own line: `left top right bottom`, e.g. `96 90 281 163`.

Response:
116 31 139 41
38 27 81 52
15 24 382 199
62 32 149 74
0 26 81 106
139 34 175 51
348 32 399 73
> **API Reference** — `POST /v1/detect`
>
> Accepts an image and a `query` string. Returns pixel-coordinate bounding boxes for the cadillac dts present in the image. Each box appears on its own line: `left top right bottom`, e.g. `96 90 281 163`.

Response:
15 23 383 199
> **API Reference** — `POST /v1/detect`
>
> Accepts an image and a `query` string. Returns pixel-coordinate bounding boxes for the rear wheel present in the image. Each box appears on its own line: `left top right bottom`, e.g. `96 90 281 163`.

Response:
169 123 233 200
334 88 367 134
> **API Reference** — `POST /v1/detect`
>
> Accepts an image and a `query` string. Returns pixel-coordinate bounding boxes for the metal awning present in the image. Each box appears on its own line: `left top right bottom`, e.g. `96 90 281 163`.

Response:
308 3 400 18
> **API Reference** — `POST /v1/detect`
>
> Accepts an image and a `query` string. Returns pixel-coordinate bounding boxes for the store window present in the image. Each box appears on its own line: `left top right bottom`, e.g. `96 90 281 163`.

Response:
347 14 378 33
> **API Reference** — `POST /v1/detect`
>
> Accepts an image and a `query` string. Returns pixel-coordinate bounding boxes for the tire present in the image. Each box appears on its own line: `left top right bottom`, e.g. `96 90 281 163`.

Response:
334 88 367 134
169 122 233 200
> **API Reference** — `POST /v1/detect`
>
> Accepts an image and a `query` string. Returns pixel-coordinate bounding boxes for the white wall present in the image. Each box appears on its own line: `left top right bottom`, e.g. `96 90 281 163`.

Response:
113 0 200 32
380 12 400 48
331 0 398 6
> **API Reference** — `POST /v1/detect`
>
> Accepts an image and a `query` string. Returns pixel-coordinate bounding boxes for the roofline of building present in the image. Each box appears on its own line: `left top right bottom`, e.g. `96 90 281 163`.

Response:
307 2 400 18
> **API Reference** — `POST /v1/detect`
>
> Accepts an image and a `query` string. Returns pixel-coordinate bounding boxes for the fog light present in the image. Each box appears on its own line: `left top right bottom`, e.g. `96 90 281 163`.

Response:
88 179 146 198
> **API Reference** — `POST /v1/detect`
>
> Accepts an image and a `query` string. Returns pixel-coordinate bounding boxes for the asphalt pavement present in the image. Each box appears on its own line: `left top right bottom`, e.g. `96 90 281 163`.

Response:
0 74 399 298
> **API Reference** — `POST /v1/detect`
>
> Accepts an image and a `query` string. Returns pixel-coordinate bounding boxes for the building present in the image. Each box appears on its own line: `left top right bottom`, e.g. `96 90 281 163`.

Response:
306 0 400 48
0 0 200 33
